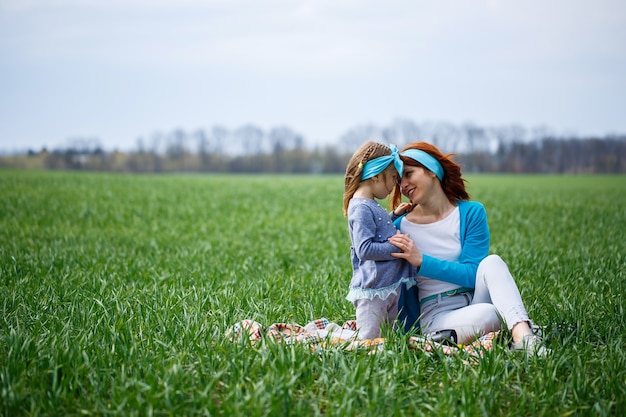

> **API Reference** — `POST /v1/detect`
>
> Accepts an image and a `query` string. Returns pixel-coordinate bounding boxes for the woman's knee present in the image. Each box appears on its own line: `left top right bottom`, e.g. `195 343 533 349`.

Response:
477 254 508 277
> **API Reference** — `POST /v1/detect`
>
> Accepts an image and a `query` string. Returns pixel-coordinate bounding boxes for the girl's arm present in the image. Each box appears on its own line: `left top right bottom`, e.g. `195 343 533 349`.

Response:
349 204 401 261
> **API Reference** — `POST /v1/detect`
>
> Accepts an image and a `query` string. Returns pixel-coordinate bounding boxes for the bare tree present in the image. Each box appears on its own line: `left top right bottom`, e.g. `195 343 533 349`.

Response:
268 126 303 154
211 126 228 156
235 124 265 155
338 124 380 153
194 129 211 171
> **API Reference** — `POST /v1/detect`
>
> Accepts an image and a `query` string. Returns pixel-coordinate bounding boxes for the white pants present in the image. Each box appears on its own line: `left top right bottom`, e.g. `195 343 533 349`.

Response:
419 254 531 344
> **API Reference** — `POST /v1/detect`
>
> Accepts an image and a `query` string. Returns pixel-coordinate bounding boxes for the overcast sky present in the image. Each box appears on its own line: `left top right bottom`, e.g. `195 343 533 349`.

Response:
1 0 625 152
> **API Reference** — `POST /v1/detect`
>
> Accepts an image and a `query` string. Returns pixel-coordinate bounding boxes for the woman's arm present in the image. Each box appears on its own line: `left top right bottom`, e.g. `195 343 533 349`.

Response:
390 202 490 287
419 202 490 287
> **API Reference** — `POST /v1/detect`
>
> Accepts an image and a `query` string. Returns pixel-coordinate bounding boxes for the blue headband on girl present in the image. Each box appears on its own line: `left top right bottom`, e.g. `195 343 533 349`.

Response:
401 149 444 180
360 144 404 180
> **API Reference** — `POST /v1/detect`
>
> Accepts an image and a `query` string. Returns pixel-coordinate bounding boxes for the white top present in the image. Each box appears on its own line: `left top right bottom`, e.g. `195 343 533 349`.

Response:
400 207 462 300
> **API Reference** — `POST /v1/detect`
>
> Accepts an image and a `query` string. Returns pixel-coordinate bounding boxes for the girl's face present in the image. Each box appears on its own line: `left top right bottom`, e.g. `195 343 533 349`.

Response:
400 164 437 204
372 166 399 200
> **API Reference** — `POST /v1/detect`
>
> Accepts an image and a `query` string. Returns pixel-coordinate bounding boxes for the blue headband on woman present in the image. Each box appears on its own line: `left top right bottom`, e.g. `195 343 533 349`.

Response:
401 149 444 181
360 144 404 180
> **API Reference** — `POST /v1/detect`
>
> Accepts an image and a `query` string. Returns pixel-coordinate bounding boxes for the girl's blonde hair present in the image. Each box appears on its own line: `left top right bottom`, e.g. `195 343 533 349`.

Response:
343 140 401 216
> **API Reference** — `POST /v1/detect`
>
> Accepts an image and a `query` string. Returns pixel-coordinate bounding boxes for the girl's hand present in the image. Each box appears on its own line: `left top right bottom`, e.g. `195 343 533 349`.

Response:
393 202 414 216
389 231 422 267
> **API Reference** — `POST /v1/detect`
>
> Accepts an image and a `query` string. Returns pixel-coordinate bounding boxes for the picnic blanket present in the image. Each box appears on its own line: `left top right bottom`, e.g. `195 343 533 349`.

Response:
226 318 501 358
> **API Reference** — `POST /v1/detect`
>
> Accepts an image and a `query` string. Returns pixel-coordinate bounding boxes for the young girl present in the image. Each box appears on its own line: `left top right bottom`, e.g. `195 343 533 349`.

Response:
343 141 414 340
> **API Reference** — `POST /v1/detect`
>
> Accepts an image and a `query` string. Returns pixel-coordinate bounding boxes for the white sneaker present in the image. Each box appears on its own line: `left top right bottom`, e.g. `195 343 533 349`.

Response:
512 334 551 357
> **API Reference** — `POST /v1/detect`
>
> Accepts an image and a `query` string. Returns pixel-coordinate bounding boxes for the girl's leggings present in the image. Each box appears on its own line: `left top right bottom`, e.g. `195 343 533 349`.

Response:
353 290 401 340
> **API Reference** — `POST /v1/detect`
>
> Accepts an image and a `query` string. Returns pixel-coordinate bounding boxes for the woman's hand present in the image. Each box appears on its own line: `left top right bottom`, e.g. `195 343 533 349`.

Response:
389 231 422 267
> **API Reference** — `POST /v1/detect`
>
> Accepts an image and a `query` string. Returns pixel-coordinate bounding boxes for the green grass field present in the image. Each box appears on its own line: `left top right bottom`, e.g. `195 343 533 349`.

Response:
1 170 625 416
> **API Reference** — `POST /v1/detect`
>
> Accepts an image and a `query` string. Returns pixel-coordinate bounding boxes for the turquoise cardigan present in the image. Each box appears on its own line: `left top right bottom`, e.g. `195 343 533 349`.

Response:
393 200 490 331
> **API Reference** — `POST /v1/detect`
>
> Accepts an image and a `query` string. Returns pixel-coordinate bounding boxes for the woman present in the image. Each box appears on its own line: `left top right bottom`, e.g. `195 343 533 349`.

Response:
388 141 548 356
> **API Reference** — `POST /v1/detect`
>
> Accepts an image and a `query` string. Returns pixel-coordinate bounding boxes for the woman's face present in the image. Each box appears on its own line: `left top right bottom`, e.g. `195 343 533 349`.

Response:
400 164 436 204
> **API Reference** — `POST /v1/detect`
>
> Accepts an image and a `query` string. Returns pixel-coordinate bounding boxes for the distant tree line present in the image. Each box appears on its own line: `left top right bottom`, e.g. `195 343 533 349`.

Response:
2 120 625 174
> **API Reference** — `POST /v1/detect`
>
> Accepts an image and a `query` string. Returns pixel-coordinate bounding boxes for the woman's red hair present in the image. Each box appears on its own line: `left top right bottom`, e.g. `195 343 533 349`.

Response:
393 141 469 204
